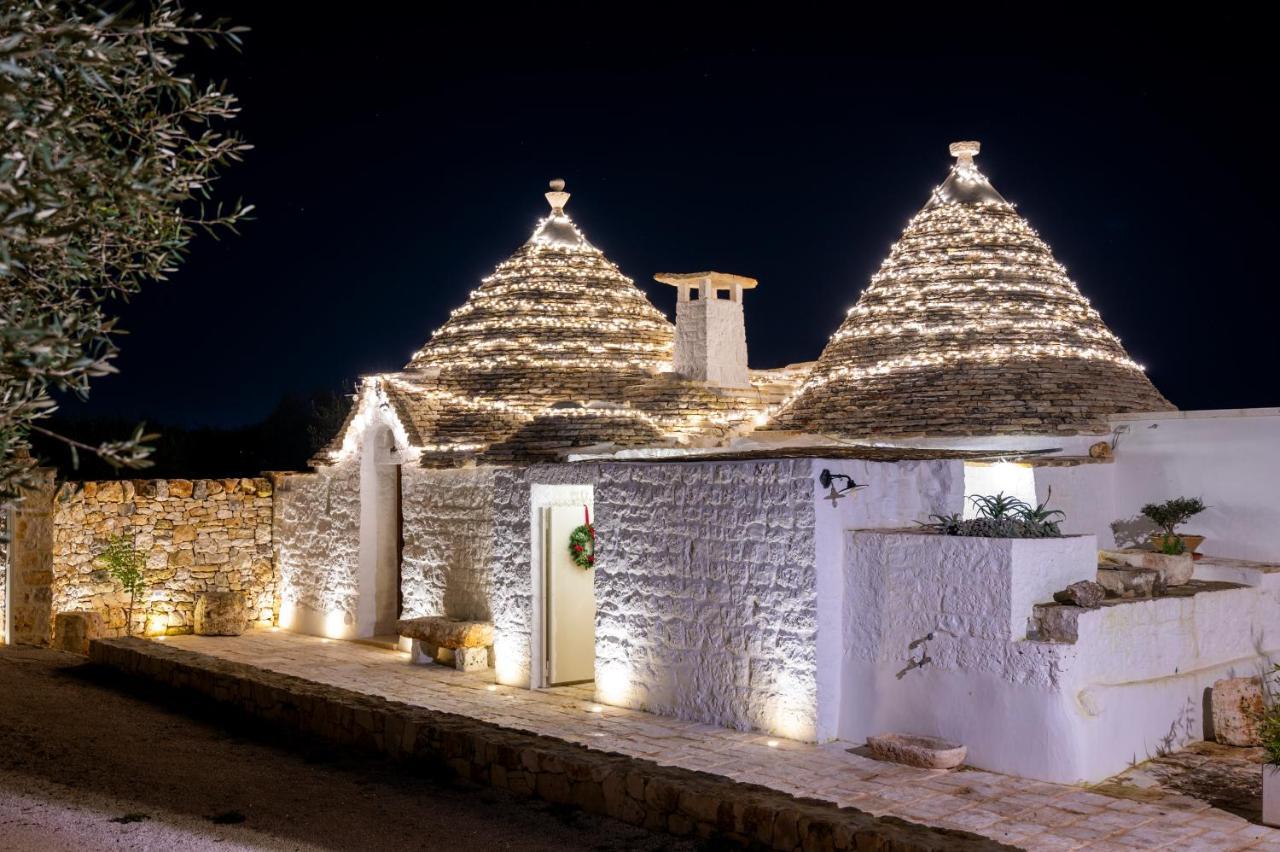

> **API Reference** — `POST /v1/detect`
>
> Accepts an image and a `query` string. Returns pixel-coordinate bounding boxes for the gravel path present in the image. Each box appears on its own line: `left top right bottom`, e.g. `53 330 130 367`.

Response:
0 645 691 851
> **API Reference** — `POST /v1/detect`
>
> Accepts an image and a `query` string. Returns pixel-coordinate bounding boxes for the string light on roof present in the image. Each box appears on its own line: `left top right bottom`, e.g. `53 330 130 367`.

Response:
770 140 1173 438
406 179 676 391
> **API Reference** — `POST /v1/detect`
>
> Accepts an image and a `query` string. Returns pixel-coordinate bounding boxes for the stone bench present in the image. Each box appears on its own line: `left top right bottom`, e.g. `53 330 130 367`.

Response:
397 617 494 672
54 610 104 655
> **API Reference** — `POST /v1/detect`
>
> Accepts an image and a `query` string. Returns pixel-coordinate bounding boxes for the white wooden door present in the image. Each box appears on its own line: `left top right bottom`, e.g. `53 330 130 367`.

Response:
545 504 596 685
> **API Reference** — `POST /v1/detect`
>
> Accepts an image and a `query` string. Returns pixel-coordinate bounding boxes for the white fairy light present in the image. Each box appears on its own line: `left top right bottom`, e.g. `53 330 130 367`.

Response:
772 140 1167 432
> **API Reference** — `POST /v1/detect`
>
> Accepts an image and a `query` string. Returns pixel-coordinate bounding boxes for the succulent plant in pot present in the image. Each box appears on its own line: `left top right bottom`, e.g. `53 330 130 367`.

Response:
1140 497 1208 559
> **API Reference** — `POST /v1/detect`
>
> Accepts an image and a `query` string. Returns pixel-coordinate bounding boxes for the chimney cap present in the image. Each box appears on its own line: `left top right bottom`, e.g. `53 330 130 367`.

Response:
654 271 758 290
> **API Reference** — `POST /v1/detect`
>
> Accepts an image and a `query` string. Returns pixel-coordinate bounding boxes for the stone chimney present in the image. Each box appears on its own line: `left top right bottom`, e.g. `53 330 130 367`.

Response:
654 271 756 388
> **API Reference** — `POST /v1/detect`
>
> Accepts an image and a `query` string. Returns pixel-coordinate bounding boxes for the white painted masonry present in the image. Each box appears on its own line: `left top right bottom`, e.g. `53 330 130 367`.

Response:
669 275 752 388
399 467 496 623
839 529 1280 783
273 463 360 638
592 460 817 738
1108 408 1280 561
811 458 963 742
1029 409 1280 560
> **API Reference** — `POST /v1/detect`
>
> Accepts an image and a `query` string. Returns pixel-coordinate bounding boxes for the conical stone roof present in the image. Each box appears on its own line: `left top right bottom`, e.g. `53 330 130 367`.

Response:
773 141 1174 439
406 180 674 410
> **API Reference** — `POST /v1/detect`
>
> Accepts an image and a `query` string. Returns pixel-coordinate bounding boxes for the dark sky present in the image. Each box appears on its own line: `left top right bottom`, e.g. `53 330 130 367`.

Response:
75 5 1278 427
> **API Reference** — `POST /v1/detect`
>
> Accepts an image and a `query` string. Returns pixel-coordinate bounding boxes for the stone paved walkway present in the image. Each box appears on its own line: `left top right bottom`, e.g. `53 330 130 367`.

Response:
161 630 1280 851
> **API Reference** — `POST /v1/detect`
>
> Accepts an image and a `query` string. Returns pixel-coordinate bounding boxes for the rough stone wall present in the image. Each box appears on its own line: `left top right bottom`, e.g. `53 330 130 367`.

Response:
594 460 818 739
490 464 602 686
274 463 360 635
486 460 819 739
673 296 750 388
6 471 56 644
400 467 496 621
844 532 1092 684
51 477 275 636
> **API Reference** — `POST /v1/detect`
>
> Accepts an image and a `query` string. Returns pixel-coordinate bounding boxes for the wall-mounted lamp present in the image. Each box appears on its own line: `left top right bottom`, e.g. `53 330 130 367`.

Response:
819 469 867 497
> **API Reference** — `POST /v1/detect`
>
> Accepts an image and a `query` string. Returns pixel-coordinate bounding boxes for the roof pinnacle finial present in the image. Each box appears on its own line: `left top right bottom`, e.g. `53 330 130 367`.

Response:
545 178 570 213
949 140 981 168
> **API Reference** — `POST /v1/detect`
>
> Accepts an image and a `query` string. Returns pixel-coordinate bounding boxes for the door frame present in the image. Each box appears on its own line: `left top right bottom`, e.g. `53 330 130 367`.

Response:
528 482 594 689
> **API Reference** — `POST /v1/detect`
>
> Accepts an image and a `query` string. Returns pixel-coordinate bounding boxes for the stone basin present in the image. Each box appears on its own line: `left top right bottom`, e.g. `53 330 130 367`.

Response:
866 733 967 769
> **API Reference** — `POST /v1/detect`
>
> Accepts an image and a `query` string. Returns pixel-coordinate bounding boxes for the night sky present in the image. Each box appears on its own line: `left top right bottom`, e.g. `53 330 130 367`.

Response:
73 6 1277 427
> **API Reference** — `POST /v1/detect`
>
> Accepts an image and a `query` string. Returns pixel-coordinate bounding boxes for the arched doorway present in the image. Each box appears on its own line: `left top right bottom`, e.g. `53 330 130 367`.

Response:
358 424 402 638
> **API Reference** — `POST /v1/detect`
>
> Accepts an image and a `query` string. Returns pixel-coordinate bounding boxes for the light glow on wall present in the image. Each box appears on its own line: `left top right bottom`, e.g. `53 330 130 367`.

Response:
277 598 296 630
769 667 816 742
492 634 525 686
962 461 1037 518
323 609 348 639
595 661 634 707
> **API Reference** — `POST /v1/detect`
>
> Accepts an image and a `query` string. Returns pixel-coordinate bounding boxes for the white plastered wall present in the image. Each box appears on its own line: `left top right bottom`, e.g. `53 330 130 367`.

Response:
811 458 964 742
276 377 417 639
1030 409 1280 561
839 528 1280 783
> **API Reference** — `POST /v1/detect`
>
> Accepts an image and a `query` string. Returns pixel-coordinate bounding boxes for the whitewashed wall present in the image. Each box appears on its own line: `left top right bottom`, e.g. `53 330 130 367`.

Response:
489 464 603 687
399 467 496 622
1107 409 1280 561
811 458 963 741
274 463 360 637
593 460 818 739
840 529 1280 783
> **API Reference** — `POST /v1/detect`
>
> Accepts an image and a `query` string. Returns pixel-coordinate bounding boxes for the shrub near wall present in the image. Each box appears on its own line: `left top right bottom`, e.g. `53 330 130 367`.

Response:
52 477 275 636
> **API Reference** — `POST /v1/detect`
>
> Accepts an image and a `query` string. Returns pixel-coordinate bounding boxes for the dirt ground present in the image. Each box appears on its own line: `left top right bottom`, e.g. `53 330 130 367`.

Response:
1096 739 1268 824
0 645 695 851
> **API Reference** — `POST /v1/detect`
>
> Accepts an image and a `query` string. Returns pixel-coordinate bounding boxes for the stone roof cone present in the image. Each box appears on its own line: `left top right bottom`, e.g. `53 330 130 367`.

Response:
772 141 1174 438
407 179 675 409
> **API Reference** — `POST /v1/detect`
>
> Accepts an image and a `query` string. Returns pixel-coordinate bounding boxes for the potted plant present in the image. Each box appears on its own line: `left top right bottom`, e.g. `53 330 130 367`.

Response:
1140 497 1207 559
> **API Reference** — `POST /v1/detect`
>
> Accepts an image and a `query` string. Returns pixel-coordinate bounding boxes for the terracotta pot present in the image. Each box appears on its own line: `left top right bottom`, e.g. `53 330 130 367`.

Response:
1149 533 1205 558
1265 765 1280 827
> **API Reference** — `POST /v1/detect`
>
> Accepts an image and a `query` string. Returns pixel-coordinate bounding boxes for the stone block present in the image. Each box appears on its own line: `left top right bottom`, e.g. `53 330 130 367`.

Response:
1031 604 1080 643
194 591 247 636
1053 580 1105 608
1096 565 1157 598
1100 548 1194 587
53 610 103 655
865 733 967 769
1211 676 1265 746
397 616 494 648
455 646 488 672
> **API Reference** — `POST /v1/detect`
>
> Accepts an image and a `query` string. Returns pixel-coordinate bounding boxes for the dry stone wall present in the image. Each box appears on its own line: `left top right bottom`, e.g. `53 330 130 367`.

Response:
273 463 360 635
51 477 275 636
6 471 56 644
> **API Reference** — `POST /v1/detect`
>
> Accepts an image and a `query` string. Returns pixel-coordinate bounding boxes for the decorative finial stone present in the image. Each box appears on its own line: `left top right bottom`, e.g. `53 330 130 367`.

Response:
949 140 981 168
545 178 570 212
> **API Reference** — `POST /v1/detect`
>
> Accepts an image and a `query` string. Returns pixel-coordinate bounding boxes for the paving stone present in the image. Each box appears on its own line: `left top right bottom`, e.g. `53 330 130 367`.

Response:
93 629 1280 851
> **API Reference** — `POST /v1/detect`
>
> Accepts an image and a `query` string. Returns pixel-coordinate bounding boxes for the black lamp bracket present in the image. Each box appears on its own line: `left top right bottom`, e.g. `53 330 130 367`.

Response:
819 468 866 496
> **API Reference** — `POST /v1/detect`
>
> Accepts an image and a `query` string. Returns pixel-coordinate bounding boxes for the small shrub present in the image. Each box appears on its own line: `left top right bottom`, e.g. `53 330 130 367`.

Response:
922 491 1065 539
98 534 147 636
1263 669 1280 766
1140 497 1207 537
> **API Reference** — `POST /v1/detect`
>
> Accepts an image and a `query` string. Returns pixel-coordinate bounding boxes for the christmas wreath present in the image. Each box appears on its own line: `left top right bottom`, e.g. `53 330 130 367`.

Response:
568 506 596 569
